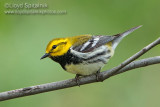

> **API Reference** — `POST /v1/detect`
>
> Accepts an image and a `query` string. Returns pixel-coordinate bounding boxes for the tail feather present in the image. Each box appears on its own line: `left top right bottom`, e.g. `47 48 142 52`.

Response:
112 25 142 50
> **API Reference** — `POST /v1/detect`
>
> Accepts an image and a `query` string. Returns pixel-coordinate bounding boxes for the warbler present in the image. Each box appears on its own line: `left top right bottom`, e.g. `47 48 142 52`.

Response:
41 25 142 85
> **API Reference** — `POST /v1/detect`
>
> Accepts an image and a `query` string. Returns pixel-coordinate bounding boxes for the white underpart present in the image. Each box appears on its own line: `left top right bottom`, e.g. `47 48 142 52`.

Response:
66 46 114 75
65 61 105 75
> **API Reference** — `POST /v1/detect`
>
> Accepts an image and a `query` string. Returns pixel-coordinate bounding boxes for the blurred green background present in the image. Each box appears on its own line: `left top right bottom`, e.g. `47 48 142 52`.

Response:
0 0 160 107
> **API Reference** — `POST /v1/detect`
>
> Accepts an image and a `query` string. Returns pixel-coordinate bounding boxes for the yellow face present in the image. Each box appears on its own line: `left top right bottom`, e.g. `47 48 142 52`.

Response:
45 38 72 57
41 35 91 59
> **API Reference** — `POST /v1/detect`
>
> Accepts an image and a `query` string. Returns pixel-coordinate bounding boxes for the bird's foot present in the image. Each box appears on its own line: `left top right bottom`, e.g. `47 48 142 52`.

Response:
75 74 81 87
96 70 101 82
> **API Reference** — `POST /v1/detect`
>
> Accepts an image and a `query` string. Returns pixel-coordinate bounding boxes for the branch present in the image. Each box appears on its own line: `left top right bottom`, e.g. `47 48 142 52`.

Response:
0 37 160 101
115 56 160 75
101 37 160 80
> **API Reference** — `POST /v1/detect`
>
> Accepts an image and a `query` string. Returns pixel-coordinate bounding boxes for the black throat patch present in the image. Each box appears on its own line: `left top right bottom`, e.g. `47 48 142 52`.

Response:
50 49 83 70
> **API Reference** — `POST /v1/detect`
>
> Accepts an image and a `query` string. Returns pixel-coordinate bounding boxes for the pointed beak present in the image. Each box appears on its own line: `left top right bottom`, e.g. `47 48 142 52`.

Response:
40 53 50 60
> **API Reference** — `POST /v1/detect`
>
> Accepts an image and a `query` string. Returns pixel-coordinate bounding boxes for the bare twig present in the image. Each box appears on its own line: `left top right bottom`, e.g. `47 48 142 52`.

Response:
101 37 160 80
115 56 160 74
0 37 159 101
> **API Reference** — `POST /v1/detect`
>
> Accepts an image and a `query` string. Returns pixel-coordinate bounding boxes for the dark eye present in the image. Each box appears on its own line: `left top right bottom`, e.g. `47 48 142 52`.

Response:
52 45 57 49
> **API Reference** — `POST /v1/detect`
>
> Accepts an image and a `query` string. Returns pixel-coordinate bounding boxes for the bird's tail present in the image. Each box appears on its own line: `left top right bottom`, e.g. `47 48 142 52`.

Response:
112 25 142 50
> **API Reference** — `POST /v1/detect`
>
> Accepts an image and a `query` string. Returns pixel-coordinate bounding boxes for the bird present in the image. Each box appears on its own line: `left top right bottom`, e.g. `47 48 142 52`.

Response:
41 25 142 86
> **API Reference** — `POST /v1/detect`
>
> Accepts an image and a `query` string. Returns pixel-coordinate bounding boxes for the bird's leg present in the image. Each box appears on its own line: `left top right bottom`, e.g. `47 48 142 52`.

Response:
75 74 81 87
96 69 101 82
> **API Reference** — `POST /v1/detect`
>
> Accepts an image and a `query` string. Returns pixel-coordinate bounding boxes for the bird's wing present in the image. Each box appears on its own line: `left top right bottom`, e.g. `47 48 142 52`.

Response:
72 35 116 53
72 25 142 53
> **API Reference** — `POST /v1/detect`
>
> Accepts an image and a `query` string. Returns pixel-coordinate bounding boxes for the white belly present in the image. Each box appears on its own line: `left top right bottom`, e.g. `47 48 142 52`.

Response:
66 45 114 75
65 62 105 75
